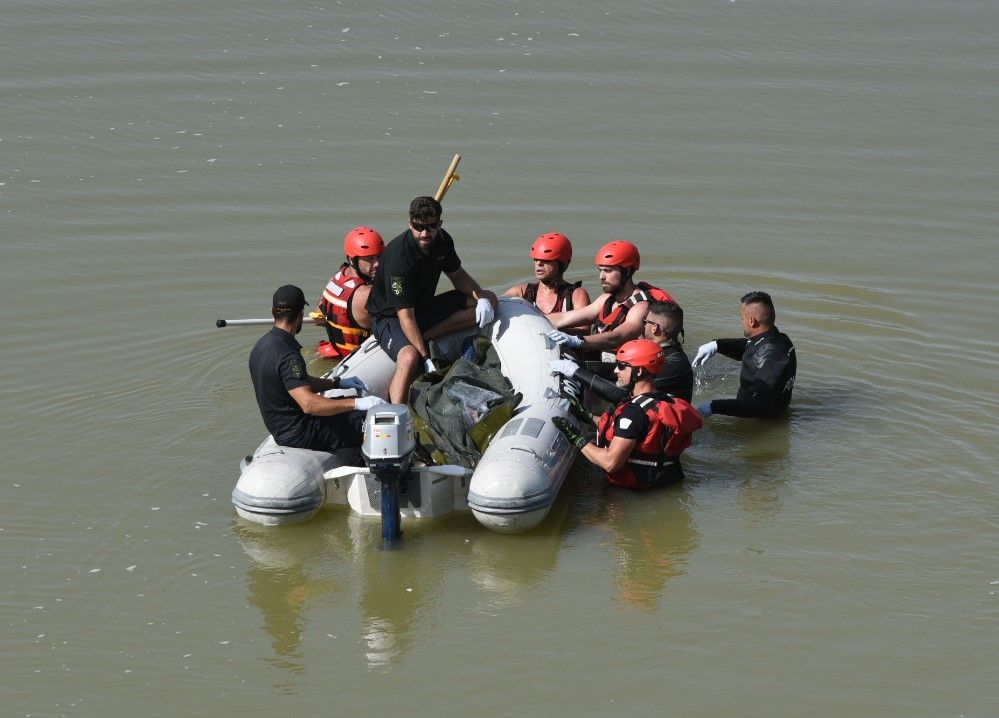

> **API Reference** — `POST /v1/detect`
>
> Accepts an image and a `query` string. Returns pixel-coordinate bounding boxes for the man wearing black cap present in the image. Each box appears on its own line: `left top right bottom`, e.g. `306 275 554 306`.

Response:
248 284 386 451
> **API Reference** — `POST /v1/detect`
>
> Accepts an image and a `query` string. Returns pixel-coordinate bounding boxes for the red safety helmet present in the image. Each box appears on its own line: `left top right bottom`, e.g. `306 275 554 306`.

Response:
344 226 384 258
530 232 573 264
595 240 640 270
615 338 664 375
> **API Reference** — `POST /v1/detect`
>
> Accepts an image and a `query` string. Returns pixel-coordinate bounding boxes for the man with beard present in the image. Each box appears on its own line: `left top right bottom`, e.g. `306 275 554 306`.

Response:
312 226 384 359
692 291 796 419
550 299 694 403
249 284 387 451
503 232 590 325
544 240 676 359
366 196 498 403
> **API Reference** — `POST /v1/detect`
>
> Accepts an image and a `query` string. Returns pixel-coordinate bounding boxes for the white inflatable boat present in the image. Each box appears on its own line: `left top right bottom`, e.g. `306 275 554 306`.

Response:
232 297 579 534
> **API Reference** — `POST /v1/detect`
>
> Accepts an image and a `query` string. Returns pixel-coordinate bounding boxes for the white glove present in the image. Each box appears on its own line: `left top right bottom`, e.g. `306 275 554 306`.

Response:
337 376 367 392
549 358 580 378
475 298 495 328
545 328 584 349
692 340 718 368
423 357 437 373
355 395 388 411
696 401 713 418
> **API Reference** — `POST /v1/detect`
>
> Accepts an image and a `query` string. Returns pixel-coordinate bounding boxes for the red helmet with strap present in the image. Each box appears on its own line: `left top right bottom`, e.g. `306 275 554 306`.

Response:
595 240 640 270
344 226 384 258
616 338 664 374
530 232 573 264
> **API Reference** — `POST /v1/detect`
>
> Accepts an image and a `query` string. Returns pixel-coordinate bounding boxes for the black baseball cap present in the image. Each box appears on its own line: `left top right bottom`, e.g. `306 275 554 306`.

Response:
272 284 308 310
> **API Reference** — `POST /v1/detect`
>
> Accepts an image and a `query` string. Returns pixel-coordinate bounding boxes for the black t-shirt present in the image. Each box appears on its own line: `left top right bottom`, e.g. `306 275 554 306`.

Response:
612 400 651 441
366 228 462 318
713 326 796 418
248 327 311 446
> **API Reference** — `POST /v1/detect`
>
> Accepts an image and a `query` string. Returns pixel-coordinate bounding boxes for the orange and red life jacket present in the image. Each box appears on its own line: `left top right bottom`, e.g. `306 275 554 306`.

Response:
594 282 676 334
596 393 702 489
317 263 368 358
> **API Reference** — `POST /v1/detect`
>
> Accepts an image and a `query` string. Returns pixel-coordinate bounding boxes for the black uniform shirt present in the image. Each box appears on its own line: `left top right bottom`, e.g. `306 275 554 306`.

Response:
713 326 796 418
366 228 461 318
248 327 311 445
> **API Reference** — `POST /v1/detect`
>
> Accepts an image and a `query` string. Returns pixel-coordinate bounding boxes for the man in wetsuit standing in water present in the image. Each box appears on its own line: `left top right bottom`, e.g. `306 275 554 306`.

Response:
692 291 796 419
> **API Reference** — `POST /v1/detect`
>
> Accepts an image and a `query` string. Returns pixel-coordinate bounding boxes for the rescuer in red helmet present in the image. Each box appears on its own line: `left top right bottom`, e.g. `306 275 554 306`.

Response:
545 240 677 360
313 226 385 360
504 232 591 321
553 338 702 489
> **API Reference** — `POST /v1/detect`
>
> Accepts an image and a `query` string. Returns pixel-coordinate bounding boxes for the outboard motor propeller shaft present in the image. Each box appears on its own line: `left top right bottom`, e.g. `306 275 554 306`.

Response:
361 404 417 548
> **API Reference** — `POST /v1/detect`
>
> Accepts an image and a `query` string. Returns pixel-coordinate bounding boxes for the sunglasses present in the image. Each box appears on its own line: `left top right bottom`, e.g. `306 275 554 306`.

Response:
411 219 441 233
614 361 631 371
643 319 663 332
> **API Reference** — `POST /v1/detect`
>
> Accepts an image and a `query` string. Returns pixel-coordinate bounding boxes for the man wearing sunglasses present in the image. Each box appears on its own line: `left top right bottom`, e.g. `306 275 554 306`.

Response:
366 195 498 404
553 339 702 489
550 300 694 404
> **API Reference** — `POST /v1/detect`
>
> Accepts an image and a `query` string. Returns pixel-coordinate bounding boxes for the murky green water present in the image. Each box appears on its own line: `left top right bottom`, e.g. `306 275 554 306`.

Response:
3 1 997 715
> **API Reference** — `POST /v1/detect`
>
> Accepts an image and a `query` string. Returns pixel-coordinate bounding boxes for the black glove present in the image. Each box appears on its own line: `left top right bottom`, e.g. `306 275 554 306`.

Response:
562 393 593 424
553 416 587 450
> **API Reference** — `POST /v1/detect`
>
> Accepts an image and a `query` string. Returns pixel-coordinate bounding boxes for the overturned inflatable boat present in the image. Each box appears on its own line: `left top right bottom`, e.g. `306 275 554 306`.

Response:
232 298 579 534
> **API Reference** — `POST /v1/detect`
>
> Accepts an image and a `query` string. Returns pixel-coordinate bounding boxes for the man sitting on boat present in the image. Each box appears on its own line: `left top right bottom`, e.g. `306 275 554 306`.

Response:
313 226 384 360
550 299 694 403
249 284 387 451
503 232 590 327
553 339 702 489
365 196 498 404
691 290 796 419
543 240 676 360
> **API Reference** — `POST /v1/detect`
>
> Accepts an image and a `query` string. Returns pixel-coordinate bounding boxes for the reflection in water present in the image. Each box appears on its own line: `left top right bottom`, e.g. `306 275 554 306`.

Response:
690 414 794 519
233 495 575 672
233 522 342 684
590 488 700 611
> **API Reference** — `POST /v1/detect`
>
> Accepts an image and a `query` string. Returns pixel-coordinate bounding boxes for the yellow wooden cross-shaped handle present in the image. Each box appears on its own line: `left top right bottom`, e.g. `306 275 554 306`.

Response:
434 154 462 201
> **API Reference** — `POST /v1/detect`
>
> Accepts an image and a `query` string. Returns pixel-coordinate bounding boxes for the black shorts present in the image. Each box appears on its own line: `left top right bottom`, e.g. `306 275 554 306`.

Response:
372 290 469 361
298 410 366 452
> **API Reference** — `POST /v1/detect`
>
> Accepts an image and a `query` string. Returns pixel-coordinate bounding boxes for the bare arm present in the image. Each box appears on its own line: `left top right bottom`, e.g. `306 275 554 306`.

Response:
575 301 649 352
581 435 637 473
503 283 528 298
288 385 359 417
350 285 373 330
447 267 498 306
396 306 430 359
549 294 603 329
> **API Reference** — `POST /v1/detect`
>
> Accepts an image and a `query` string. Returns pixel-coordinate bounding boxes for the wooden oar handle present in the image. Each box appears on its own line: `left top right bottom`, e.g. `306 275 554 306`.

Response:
434 153 462 201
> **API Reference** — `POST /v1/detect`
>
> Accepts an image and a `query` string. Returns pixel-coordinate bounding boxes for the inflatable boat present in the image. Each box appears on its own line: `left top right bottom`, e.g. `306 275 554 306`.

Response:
232 297 580 534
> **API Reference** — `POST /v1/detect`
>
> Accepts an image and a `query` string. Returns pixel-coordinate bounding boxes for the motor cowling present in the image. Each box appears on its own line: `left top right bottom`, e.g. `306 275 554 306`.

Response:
362 404 416 546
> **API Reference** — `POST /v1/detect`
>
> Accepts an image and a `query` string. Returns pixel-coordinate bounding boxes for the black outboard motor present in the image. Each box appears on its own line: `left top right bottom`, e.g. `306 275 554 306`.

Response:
361 405 416 547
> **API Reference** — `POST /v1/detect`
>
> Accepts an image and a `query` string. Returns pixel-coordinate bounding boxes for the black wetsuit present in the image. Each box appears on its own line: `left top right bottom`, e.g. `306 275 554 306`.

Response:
708 326 796 418
574 343 694 405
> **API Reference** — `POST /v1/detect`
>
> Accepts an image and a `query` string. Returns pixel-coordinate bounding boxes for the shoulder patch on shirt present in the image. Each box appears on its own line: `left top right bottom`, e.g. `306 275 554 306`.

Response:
618 417 633 430
391 275 405 296
290 357 305 379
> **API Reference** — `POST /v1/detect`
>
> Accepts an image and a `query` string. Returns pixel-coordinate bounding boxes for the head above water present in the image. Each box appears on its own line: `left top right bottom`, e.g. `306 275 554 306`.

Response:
344 226 384 280
531 232 572 269
595 240 640 293
740 290 776 337
272 284 308 328
644 300 685 346
408 196 443 254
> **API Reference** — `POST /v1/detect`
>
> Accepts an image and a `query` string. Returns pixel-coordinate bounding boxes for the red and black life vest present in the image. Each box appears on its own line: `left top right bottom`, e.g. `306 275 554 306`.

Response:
317 263 368 358
594 282 676 334
523 280 582 314
596 393 702 489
